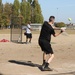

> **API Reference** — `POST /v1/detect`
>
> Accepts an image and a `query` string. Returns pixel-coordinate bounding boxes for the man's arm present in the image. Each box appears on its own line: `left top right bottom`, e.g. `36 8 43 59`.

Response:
52 25 65 37
28 28 32 31
27 25 32 31
53 30 63 37
52 25 61 30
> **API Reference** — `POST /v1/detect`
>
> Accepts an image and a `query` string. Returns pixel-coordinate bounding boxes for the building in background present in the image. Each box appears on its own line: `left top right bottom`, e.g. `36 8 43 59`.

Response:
66 23 75 29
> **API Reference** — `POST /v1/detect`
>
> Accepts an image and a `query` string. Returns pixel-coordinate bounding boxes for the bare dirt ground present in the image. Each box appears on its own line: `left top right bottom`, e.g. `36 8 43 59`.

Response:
0 30 75 75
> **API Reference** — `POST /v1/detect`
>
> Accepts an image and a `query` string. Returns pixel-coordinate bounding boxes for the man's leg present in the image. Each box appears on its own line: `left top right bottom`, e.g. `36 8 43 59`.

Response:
43 52 46 65
47 54 54 64
41 52 47 70
41 53 54 71
26 36 28 43
29 38 32 43
29 34 32 43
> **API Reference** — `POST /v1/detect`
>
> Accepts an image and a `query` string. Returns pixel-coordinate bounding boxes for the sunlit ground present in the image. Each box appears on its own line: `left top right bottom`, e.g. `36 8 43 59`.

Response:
0 29 75 34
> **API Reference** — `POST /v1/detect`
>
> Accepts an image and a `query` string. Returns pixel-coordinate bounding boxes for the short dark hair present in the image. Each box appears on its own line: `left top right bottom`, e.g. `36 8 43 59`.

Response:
49 16 55 22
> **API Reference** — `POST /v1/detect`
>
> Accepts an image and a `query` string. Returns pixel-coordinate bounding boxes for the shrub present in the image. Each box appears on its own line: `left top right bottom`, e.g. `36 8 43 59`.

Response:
55 22 66 28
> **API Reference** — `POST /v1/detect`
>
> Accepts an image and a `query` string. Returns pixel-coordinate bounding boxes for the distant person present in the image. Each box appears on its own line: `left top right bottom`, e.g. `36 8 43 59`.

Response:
25 21 32 44
38 16 64 71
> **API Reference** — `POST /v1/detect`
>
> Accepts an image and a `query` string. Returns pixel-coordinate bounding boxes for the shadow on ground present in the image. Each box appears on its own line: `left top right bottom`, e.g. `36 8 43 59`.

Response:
9 60 41 67
11 42 27 44
0 73 3 75
48 71 75 75
8 60 75 75
8 60 42 71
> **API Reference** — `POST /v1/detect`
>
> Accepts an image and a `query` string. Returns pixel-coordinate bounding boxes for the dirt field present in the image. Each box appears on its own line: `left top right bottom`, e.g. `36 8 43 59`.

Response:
0 29 75 34
0 29 75 75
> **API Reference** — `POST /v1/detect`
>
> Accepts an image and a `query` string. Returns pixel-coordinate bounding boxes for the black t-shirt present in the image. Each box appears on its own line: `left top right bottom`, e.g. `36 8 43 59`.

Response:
39 21 55 42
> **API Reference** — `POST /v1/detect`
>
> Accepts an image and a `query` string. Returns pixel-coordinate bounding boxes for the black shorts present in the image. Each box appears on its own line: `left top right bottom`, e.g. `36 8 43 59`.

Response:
39 39 54 54
26 33 32 38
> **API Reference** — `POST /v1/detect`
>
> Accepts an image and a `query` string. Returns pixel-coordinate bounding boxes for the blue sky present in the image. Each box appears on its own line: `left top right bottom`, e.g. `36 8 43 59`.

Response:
2 0 75 23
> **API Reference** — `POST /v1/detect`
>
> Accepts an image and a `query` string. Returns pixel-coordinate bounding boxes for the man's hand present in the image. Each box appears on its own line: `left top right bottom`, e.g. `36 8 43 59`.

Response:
30 28 33 31
60 29 65 33
53 29 65 37
60 28 66 33
52 26 65 37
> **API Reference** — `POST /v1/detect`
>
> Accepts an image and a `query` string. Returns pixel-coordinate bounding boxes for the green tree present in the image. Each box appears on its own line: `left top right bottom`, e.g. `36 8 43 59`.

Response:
20 1 31 24
20 1 27 24
0 0 3 28
0 0 44 28
0 16 2 29
22 0 26 2
1 3 13 28
2 14 9 28
27 0 32 4
32 0 43 23
25 2 31 23
0 0 2 13
55 22 66 28
4 3 12 18
12 0 20 17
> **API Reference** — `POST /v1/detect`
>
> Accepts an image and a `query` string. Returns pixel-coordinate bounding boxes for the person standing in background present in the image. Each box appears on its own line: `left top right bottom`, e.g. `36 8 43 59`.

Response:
25 21 32 44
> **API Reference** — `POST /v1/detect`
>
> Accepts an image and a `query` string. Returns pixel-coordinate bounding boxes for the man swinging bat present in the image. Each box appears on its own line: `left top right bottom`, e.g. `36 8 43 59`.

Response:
38 16 64 71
